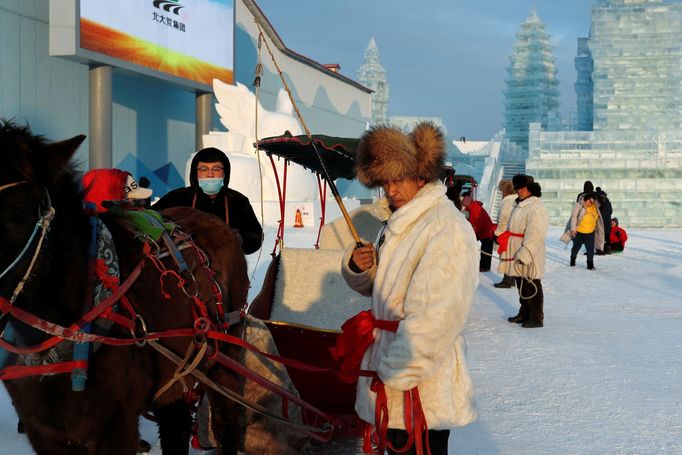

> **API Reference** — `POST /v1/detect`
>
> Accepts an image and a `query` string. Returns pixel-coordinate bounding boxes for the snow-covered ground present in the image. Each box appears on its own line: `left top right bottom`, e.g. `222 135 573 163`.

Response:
1 225 681 454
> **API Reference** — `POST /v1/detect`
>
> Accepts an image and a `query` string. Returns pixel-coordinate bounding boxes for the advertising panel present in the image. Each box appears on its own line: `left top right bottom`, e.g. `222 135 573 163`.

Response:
52 0 234 89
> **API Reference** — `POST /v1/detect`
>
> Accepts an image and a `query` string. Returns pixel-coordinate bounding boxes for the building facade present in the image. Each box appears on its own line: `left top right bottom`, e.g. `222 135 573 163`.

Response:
0 0 371 197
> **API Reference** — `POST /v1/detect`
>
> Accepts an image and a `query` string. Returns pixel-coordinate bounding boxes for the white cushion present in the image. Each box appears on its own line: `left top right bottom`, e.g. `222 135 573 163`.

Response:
271 248 370 330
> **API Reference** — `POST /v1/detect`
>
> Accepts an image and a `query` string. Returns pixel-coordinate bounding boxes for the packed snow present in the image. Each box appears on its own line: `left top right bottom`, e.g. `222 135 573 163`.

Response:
1 224 681 454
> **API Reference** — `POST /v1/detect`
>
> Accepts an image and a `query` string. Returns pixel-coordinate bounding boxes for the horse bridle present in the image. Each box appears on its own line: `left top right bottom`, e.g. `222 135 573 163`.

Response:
0 181 56 304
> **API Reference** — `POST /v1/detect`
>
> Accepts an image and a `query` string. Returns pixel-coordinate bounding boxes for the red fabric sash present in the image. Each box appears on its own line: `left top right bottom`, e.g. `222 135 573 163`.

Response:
331 310 431 455
330 309 398 384
497 231 525 254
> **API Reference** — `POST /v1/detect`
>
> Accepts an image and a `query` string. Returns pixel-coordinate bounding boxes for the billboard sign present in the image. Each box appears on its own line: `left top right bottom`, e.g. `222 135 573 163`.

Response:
50 0 234 90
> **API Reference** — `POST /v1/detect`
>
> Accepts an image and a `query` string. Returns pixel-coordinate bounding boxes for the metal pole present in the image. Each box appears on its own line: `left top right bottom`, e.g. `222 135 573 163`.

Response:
254 22 363 247
88 65 112 169
196 92 213 151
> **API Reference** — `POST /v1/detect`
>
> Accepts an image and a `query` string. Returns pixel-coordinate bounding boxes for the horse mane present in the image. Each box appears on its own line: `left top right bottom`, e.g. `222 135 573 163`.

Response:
0 119 85 207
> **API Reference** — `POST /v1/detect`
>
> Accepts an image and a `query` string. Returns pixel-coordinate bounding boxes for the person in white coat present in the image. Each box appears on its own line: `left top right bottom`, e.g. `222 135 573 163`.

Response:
493 178 517 288
498 174 549 328
334 122 479 455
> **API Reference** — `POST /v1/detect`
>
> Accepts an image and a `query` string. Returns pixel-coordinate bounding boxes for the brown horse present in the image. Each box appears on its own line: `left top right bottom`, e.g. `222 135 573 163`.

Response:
0 120 250 454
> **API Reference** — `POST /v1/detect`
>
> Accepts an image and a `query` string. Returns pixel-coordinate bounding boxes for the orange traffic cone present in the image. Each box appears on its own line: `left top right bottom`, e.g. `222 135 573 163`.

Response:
293 208 304 228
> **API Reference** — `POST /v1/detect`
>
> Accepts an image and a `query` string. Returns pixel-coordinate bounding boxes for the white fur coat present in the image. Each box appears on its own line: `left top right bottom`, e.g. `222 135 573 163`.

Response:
496 196 549 279
494 194 518 237
341 182 479 429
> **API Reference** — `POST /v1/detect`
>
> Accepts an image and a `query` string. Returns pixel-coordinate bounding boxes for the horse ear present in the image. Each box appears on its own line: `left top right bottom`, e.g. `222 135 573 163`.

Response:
41 135 86 170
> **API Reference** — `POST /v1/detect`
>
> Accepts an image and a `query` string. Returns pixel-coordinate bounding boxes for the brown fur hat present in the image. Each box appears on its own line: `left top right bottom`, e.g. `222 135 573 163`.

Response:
355 122 445 188
498 178 514 196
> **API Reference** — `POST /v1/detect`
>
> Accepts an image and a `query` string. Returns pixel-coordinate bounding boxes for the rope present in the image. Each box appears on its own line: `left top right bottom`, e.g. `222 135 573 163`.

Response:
480 244 539 299
154 340 207 401
10 206 55 303
512 248 539 300
0 219 41 281
249 31 265 283
252 18 363 247
148 339 336 442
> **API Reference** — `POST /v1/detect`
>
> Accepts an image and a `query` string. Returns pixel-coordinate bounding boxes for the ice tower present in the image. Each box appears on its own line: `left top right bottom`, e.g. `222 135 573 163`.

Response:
590 0 682 132
526 0 682 227
574 37 593 131
357 37 389 125
503 9 560 152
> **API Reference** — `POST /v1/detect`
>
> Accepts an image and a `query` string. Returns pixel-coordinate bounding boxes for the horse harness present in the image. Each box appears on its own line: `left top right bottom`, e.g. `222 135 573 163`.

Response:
0 182 338 443
0 181 55 304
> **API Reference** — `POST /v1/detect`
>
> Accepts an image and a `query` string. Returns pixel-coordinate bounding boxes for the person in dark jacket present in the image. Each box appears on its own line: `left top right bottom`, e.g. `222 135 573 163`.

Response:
595 187 612 254
576 180 594 202
446 180 463 211
152 147 263 254
461 191 496 272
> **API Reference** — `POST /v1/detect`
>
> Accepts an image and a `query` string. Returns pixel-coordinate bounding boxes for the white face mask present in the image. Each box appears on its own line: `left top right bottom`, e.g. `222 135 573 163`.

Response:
198 177 223 195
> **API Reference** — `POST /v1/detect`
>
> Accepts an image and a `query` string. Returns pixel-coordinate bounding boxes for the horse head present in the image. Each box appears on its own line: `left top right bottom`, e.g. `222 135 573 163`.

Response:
0 120 87 327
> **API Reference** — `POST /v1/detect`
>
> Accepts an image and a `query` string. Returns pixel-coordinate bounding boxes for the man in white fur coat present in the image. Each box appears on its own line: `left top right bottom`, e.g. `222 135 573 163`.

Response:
336 122 479 455
499 174 549 328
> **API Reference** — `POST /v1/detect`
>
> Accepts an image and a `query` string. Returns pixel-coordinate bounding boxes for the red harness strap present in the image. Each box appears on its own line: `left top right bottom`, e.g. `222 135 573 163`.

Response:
331 310 431 455
497 230 525 254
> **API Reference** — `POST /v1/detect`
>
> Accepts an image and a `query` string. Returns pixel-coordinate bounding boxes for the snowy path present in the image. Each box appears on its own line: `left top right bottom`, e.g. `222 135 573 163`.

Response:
452 227 682 454
1 227 681 454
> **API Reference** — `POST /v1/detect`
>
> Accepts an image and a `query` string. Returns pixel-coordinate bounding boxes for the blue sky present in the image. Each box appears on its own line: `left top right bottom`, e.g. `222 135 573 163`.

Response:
255 0 595 139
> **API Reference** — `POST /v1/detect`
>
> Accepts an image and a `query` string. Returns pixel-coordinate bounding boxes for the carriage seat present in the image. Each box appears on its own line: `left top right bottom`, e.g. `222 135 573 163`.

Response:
269 248 370 331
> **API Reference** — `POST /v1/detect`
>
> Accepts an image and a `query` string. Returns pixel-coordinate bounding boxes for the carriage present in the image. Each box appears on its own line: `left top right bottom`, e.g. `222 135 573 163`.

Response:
0 122 475 454
245 132 478 452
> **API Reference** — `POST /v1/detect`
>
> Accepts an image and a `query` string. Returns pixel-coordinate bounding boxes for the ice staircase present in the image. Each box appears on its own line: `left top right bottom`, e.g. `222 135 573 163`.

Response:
489 160 526 219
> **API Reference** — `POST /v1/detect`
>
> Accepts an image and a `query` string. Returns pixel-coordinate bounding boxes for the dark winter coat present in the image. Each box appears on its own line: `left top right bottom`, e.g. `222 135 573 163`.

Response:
152 150 263 254
597 193 612 220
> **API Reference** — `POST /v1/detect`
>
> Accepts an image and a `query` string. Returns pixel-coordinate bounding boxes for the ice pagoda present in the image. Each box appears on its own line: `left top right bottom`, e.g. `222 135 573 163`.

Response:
503 9 560 153
357 37 389 126
526 0 682 227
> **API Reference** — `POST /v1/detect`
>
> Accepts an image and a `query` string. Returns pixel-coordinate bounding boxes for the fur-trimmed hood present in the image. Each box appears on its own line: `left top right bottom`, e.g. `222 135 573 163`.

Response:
355 122 445 188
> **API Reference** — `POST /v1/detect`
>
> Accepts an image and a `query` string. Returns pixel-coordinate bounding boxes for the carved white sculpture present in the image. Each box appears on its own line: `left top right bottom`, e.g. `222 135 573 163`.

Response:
199 79 318 203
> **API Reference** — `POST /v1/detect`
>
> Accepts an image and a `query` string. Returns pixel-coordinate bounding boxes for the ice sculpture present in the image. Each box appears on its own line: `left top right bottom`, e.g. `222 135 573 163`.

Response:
589 0 682 132
525 0 682 227
357 37 389 126
200 79 318 203
504 9 560 152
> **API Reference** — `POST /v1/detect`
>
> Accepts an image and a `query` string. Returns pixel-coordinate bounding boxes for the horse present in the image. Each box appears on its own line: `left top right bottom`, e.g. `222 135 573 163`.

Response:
0 120 251 454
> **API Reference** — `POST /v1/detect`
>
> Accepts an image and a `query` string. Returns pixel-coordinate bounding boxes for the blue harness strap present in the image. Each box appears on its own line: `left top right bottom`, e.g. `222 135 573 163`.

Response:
0 322 17 369
71 202 99 391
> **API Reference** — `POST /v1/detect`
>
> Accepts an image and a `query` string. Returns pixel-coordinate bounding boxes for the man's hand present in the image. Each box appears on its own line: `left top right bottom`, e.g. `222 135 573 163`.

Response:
571 230 577 238
350 243 375 273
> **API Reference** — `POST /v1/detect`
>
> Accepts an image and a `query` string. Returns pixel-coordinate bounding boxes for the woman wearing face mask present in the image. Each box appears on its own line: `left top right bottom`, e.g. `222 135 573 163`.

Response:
152 147 263 255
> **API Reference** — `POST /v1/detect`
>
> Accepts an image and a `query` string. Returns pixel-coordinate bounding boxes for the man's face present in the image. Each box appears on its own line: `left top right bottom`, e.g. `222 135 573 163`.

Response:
461 195 473 208
382 177 425 209
516 186 531 199
611 220 617 228
584 198 594 207
196 161 225 179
